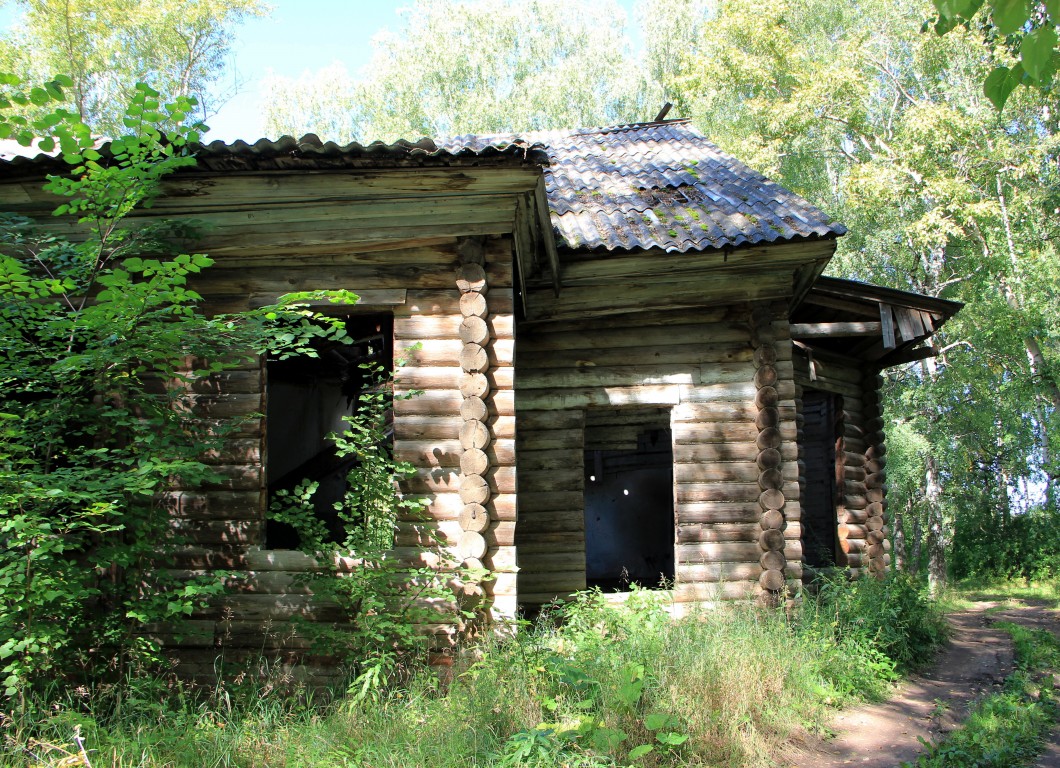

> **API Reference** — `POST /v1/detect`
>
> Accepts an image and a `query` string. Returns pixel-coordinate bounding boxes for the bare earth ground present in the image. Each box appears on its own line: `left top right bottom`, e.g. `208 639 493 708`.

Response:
784 598 1060 768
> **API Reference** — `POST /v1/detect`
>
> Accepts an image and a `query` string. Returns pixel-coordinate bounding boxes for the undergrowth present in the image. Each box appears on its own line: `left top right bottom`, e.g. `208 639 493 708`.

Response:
2 574 944 768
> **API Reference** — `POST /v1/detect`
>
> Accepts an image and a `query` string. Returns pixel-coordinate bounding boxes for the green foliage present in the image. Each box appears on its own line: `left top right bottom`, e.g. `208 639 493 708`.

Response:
262 0 660 142
267 361 456 701
0 0 268 133
0 75 352 703
803 574 948 677
927 0 1060 108
4 578 947 766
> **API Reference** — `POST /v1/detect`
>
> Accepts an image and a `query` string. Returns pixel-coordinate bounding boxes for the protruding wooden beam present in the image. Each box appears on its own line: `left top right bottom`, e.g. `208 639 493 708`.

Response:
879 304 896 349
533 176 562 296
878 345 938 368
790 321 882 338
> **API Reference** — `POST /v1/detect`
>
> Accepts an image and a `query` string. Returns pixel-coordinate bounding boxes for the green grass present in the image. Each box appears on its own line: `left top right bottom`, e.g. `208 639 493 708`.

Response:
903 620 1060 767
3 576 946 768
950 576 1060 607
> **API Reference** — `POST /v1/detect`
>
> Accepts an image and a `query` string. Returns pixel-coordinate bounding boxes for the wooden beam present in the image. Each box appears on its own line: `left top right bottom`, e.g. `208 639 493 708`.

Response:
534 176 562 296
879 345 938 368
879 304 896 349
894 307 920 341
790 321 882 338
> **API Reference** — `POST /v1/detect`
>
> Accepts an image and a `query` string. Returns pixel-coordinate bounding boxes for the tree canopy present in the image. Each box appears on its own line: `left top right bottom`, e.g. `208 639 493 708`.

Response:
0 0 267 134
262 0 660 142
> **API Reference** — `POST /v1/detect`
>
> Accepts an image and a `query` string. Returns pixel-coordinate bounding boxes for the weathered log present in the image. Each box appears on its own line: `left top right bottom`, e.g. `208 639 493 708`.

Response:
460 344 489 373
460 448 489 476
459 291 489 319
456 263 487 293
459 503 491 533
755 386 779 409
755 427 783 451
756 448 783 470
760 550 786 571
754 345 777 366
457 531 487 560
758 468 784 490
460 396 489 421
459 421 491 452
758 488 785 510
754 365 778 389
760 508 785 530
760 528 785 551
459 316 490 345
459 474 490 505
759 568 786 591
755 407 780 430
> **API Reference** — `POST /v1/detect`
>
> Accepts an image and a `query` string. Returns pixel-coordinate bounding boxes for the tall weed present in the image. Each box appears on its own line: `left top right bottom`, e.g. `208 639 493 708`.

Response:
4 575 947 768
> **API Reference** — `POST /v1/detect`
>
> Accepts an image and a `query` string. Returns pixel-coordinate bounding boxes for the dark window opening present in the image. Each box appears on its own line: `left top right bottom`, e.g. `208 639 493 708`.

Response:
801 389 843 571
265 314 393 549
583 408 675 591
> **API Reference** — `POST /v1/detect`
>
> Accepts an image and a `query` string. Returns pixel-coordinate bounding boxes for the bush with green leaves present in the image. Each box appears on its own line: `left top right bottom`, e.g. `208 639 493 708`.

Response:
802 572 948 690
268 360 463 701
0 75 354 704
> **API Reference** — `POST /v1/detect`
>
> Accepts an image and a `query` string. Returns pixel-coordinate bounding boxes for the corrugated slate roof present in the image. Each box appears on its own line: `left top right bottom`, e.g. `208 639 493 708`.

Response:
0 133 543 173
441 120 846 253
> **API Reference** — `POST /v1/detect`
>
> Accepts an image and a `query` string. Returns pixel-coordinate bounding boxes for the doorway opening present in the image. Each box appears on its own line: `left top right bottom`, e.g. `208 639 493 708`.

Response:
583 407 675 591
800 389 843 571
265 314 393 549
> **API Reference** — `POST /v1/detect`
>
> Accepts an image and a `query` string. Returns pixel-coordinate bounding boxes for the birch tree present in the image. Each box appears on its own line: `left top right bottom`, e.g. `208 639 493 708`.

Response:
0 0 267 133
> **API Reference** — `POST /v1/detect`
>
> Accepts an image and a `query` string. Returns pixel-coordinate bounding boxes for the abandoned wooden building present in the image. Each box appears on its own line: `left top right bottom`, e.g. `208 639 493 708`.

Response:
0 119 959 672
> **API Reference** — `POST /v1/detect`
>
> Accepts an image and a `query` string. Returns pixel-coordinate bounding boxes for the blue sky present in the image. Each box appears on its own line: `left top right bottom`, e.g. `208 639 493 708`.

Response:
0 0 642 143
209 0 643 142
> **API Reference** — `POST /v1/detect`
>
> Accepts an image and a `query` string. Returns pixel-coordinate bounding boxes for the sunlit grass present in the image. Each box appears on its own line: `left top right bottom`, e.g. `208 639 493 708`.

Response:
3 576 945 768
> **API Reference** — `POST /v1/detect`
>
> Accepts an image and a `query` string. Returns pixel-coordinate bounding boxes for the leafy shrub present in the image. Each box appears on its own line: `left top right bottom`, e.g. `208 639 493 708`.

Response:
804 572 947 674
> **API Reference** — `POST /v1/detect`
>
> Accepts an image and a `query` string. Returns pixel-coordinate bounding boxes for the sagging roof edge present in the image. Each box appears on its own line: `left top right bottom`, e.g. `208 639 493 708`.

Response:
809 275 964 320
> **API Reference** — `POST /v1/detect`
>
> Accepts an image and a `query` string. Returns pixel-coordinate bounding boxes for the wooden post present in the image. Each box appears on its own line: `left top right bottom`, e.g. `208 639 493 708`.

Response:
862 373 889 576
455 248 496 618
751 304 787 606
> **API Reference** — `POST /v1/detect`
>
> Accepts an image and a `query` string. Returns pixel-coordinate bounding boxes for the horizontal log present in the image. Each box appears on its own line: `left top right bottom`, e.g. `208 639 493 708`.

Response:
518 342 754 371
791 322 882 338
161 491 262 520
394 314 513 342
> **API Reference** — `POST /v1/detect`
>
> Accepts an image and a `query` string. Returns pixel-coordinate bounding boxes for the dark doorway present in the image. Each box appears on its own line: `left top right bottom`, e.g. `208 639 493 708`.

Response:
801 390 842 570
583 408 675 591
265 314 393 548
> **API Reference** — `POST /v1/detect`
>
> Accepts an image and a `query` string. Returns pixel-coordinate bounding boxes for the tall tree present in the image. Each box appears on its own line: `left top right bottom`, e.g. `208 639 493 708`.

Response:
0 0 267 134
668 0 1060 586
262 0 661 142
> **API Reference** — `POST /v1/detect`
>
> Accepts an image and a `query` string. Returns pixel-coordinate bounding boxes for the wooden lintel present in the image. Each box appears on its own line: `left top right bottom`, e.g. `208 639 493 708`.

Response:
249 289 406 309
879 304 896 349
879 344 938 368
533 176 562 296
790 321 882 338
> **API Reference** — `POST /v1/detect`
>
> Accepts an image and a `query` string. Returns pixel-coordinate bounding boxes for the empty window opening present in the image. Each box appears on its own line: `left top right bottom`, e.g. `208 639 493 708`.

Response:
265 314 393 549
800 390 843 571
584 407 675 591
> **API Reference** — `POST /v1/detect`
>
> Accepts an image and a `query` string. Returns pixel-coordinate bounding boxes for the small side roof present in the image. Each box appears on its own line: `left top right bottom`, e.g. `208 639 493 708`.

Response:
793 276 963 367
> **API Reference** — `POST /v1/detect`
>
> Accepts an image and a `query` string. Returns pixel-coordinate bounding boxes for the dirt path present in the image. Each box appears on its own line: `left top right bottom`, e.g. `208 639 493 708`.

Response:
784 598 1060 768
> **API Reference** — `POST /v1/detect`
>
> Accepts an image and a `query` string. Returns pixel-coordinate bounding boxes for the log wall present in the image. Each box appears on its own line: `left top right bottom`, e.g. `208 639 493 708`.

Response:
792 349 889 578
515 300 802 610
147 233 519 680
